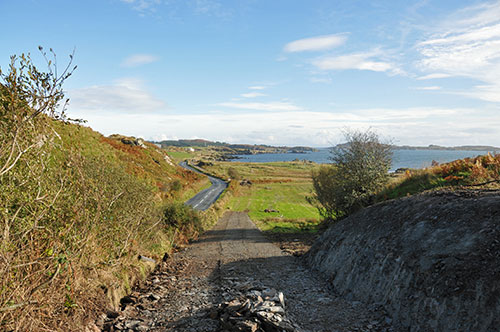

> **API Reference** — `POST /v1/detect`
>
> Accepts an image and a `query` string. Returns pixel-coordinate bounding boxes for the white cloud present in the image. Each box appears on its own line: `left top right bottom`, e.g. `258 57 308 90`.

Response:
413 86 441 91
284 34 348 53
68 78 166 114
416 1 500 102
416 73 451 80
218 101 302 111
192 0 228 17
310 77 332 84
122 0 228 17
121 0 161 14
313 51 395 73
121 54 159 67
68 107 500 147
241 92 266 98
248 86 266 90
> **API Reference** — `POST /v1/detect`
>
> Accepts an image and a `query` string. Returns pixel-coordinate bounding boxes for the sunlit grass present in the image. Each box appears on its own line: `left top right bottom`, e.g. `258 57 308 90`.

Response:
166 150 195 162
201 161 322 232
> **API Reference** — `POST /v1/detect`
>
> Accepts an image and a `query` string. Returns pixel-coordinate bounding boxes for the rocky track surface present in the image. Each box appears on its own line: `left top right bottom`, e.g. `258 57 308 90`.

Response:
101 212 396 332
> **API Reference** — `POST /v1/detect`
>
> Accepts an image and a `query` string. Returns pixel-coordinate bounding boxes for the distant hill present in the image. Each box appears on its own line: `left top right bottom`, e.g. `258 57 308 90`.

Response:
395 144 500 151
334 143 500 151
153 139 318 154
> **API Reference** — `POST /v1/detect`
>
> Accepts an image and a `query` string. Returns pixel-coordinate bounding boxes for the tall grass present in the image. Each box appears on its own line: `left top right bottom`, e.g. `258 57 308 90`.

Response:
0 54 210 330
379 153 500 201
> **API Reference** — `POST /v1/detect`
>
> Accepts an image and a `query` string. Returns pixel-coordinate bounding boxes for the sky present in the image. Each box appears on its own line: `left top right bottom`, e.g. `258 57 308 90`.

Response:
1 0 500 147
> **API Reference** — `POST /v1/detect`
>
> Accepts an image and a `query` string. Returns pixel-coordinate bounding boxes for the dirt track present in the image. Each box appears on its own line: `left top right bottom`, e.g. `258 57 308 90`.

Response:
102 212 394 331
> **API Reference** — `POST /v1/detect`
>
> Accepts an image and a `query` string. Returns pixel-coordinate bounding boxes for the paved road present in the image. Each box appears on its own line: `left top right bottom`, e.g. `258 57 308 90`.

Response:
180 161 228 211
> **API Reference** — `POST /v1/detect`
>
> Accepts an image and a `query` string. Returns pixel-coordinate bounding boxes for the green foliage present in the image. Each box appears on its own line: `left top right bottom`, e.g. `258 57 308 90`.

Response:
162 203 203 236
170 179 183 192
0 50 210 331
312 129 392 220
227 166 240 180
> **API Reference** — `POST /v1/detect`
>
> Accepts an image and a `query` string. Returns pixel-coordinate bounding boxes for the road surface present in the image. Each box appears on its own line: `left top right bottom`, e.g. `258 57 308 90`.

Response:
180 161 228 211
103 212 394 331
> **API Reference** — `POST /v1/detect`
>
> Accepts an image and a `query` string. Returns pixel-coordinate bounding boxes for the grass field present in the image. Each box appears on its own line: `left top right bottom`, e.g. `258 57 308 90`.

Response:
203 161 322 232
229 182 319 220
165 150 195 162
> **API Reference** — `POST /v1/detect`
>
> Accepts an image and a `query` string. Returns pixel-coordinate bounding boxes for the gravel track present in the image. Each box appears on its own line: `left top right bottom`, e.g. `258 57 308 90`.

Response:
103 212 395 332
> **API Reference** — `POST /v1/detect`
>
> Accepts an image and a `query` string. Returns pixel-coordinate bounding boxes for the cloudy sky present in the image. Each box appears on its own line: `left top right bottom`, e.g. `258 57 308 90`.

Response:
1 0 500 147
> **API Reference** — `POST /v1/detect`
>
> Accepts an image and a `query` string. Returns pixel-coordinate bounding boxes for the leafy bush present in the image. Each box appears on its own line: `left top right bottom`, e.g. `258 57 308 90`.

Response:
312 129 392 220
162 203 203 237
170 179 183 192
227 167 241 180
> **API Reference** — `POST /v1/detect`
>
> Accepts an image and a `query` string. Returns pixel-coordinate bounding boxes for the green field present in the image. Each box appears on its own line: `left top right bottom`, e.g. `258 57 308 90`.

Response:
203 161 322 232
166 150 195 162
228 182 319 220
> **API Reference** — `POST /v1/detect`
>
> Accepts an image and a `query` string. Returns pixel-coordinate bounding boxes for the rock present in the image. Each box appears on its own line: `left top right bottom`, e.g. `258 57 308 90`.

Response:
261 288 277 298
124 320 141 329
120 295 136 307
147 293 161 301
136 138 146 148
235 320 259 332
240 179 252 186
106 310 120 319
217 284 299 332
278 292 285 308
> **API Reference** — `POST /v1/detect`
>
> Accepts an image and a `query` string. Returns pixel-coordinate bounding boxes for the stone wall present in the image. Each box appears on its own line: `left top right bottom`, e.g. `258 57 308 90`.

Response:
305 190 500 331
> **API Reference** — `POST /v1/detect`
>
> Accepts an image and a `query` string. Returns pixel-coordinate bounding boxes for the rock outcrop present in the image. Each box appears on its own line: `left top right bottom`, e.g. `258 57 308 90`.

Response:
109 134 147 148
305 190 500 332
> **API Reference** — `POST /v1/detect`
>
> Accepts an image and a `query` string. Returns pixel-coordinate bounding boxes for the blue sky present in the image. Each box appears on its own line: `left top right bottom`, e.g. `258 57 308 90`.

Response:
1 0 500 147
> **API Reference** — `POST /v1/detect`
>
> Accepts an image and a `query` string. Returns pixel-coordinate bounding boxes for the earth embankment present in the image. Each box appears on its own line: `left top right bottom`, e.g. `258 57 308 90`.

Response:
305 190 500 331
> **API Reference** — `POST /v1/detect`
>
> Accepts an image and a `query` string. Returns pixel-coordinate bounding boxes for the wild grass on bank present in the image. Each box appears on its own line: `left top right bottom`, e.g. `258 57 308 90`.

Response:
0 51 211 331
379 153 500 200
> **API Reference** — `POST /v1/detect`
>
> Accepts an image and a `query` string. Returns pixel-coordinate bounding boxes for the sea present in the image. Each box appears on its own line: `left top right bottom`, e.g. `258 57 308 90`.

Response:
229 148 496 172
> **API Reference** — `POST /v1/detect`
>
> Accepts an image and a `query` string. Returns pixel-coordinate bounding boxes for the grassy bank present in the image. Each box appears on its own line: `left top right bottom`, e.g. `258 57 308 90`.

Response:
0 98 212 330
379 154 500 201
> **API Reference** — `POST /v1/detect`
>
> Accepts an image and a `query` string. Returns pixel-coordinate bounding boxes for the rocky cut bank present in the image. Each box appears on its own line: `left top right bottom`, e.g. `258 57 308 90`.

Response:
305 190 500 331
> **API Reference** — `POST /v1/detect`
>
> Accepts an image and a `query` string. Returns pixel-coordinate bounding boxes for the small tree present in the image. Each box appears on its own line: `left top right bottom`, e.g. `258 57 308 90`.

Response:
312 129 392 220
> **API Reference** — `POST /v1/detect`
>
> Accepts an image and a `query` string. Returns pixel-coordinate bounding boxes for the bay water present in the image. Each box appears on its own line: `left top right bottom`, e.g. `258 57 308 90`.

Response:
229 148 495 171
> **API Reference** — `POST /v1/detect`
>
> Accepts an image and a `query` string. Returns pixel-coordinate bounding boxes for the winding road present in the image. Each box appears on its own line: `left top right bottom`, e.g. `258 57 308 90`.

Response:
180 161 228 211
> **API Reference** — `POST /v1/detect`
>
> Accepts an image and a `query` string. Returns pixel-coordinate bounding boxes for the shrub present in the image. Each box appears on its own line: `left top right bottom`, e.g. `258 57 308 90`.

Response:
162 203 203 237
312 129 392 220
227 167 240 180
170 179 183 192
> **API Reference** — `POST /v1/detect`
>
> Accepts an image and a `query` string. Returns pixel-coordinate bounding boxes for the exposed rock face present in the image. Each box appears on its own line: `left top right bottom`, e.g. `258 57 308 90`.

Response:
109 134 147 148
163 154 174 166
305 190 500 332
